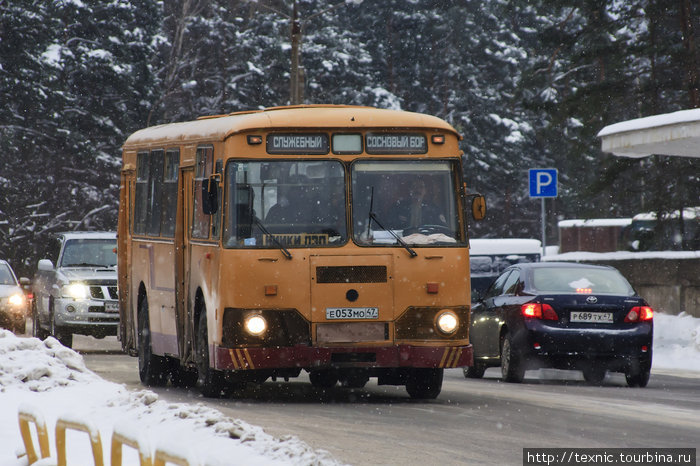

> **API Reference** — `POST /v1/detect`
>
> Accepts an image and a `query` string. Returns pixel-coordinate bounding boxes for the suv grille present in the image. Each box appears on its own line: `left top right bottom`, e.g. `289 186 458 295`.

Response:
89 285 118 300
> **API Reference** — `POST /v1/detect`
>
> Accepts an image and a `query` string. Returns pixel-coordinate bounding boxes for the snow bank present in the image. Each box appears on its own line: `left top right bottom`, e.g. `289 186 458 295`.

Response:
0 331 344 466
652 312 700 372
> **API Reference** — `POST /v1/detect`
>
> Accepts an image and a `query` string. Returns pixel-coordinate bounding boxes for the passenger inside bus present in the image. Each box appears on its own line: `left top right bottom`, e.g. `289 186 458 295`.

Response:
385 178 446 230
264 176 312 225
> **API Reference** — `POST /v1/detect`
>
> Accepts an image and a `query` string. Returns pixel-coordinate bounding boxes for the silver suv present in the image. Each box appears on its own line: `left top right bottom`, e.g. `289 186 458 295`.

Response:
32 232 118 348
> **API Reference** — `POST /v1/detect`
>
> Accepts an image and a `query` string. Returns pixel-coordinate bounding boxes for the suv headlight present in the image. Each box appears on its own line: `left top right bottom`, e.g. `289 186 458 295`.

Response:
62 283 89 299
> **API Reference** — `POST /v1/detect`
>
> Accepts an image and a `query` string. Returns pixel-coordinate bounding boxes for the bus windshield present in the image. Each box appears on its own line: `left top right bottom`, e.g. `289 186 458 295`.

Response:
351 160 461 245
224 160 347 248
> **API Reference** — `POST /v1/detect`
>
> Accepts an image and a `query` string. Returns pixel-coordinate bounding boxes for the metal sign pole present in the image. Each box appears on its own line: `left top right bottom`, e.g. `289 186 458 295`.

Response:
529 168 557 259
541 198 546 257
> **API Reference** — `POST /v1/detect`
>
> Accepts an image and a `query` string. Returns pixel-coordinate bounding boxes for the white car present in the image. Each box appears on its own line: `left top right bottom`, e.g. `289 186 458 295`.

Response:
32 232 118 348
0 260 29 334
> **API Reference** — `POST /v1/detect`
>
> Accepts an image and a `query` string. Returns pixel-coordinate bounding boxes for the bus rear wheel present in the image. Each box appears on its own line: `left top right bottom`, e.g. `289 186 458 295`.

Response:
309 369 338 388
195 310 230 397
338 369 369 389
169 360 198 388
137 294 167 387
406 368 443 399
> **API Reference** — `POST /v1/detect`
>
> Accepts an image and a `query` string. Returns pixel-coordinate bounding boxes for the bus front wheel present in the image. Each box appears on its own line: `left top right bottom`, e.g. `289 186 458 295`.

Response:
137 294 167 387
406 368 443 399
195 311 230 398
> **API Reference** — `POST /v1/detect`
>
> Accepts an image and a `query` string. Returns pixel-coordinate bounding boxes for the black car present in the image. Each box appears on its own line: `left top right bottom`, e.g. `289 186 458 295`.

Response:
465 262 653 387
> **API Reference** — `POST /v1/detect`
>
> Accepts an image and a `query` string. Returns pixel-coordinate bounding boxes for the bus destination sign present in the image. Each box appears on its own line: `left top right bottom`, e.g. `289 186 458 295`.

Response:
365 133 427 154
267 133 329 155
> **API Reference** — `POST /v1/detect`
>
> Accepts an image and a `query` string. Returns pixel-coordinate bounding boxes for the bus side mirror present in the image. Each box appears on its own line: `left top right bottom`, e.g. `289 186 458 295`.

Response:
201 176 219 215
471 195 486 221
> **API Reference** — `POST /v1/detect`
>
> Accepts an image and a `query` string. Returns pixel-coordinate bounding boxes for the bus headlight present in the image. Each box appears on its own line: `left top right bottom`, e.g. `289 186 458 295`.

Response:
62 283 89 300
436 310 459 335
244 315 267 336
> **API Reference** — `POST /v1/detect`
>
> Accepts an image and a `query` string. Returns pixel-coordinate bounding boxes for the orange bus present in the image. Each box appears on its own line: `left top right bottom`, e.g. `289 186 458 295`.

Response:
118 105 485 399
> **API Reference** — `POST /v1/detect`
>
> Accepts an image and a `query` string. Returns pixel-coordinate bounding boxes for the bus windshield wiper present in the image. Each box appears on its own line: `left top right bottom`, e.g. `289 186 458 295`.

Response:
368 212 417 258
253 217 292 260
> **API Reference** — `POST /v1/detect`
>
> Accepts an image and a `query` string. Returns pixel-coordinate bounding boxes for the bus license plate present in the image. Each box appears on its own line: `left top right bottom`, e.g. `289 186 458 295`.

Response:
326 307 379 320
570 311 613 323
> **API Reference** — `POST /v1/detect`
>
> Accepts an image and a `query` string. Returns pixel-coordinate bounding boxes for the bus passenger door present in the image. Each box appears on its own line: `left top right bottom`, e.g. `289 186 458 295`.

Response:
118 169 134 353
176 165 194 363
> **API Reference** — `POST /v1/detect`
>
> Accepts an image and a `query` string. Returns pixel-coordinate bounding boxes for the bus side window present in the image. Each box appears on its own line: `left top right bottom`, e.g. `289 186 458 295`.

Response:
211 159 223 238
160 149 179 237
192 146 214 239
134 152 149 235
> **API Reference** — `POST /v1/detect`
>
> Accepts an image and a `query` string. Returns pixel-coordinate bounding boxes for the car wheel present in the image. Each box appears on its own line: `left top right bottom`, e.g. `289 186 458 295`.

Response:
309 369 338 388
463 362 486 379
49 307 73 349
405 368 443 399
32 299 49 340
625 365 651 388
137 294 167 386
583 366 606 385
500 333 524 383
13 320 26 335
195 310 232 397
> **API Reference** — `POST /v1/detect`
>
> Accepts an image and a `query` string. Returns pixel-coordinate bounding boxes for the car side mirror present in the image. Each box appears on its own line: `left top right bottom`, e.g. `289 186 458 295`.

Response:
471 289 482 303
38 259 54 272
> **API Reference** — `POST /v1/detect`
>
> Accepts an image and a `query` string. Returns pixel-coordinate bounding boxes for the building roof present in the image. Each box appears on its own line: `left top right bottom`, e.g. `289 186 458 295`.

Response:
597 108 700 158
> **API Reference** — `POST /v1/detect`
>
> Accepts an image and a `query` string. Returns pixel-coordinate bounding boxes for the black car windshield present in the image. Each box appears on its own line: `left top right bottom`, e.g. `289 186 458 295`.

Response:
60 239 117 267
531 267 635 295
223 160 347 248
351 160 462 246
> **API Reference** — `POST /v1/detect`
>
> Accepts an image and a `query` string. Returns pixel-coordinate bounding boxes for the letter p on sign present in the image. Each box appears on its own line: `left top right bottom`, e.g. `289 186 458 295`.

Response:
529 169 558 198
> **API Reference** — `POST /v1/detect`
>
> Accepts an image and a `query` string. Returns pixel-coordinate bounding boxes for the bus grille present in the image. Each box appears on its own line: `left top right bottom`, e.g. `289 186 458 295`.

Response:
316 266 387 284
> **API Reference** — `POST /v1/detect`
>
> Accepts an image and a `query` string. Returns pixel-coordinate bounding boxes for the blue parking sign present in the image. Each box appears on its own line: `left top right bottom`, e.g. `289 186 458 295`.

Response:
529 169 558 198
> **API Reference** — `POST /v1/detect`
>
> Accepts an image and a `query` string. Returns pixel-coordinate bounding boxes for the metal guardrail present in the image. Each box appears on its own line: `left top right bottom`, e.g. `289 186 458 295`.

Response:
111 425 153 466
17 405 51 464
55 416 104 466
153 447 198 466
18 405 198 466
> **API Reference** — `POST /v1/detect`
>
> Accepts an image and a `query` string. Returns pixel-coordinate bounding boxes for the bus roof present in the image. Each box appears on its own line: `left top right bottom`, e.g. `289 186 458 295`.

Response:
122 105 460 149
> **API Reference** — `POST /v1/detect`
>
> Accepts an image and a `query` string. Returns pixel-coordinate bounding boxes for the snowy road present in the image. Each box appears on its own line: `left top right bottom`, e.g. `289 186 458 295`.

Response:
80 337 700 466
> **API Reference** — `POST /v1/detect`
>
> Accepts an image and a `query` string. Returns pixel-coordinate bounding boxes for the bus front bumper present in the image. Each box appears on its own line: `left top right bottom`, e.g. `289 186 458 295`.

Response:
214 344 473 371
